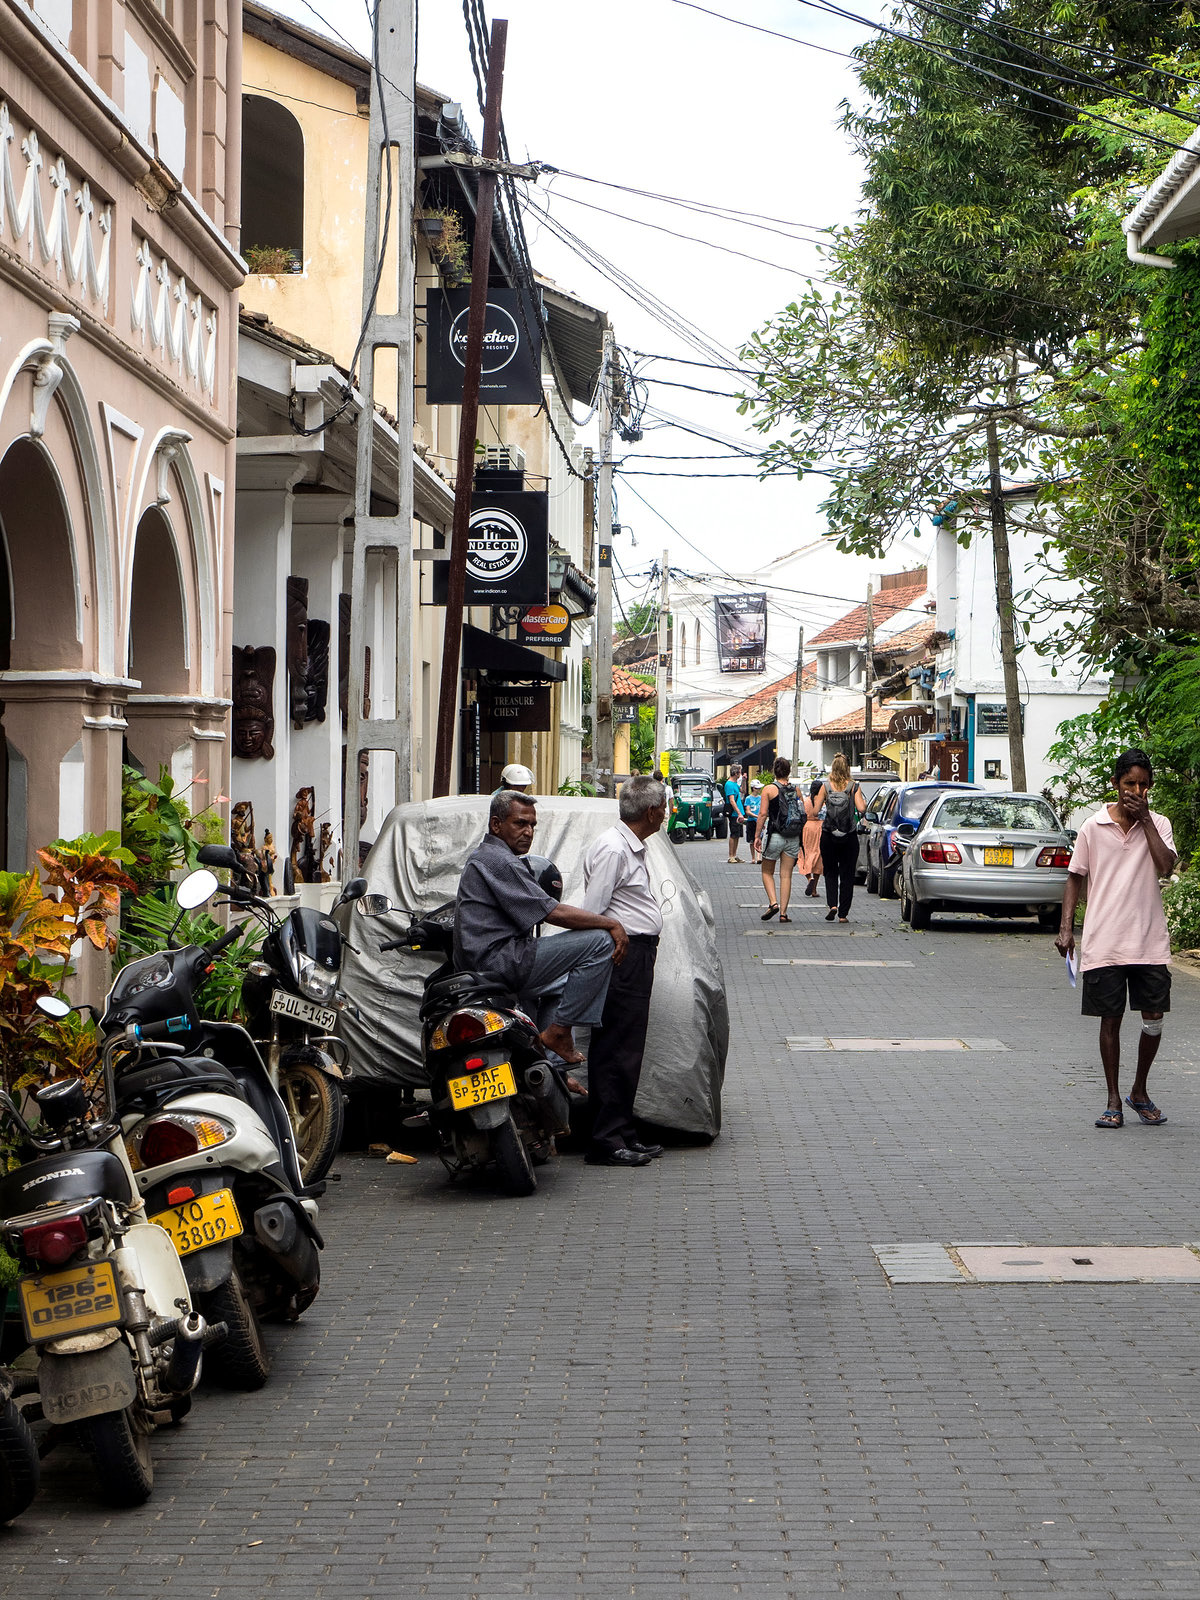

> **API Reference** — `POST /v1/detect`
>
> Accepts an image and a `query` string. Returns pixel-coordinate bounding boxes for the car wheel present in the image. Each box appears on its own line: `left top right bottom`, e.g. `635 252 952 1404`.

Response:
898 875 912 923
878 862 897 900
909 898 932 930
1036 906 1060 930
865 857 879 894
714 818 728 840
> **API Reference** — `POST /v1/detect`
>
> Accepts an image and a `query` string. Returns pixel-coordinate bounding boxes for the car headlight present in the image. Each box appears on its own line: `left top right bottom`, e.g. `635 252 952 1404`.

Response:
297 953 337 1003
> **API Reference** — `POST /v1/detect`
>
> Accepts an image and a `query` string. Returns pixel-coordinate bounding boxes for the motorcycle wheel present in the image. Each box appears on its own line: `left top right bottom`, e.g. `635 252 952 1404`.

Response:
78 1406 154 1506
280 1059 344 1183
202 1271 271 1391
0 1395 40 1523
490 1115 537 1196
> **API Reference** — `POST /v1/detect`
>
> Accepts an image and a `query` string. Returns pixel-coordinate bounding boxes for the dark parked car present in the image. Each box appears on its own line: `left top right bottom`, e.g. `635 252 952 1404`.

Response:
862 780 983 898
897 791 1075 930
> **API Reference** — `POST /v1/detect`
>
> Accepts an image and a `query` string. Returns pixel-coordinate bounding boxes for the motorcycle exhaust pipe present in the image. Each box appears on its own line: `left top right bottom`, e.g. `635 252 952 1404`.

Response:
523 1062 571 1135
162 1312 207 1395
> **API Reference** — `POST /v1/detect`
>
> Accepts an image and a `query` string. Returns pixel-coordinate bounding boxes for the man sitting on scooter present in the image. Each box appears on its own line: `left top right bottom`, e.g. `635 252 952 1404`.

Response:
454 791 630 1066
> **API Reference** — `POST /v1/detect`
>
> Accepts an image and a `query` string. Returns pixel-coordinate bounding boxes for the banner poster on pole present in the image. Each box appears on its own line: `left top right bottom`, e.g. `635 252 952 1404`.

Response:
713 593 767 673
432 491 549 605
425 287 544 404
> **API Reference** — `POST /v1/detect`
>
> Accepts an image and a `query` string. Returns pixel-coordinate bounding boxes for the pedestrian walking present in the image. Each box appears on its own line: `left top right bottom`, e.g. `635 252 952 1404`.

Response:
1055 748 1177 1130
724 764 747 863
811 753 866 922
580 775 669 1168
744 780 763 863
753 756 806 922
800 776 824 897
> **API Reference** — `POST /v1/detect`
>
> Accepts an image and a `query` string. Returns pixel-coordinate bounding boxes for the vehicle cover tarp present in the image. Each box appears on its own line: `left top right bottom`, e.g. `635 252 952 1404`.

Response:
337 796 727 1138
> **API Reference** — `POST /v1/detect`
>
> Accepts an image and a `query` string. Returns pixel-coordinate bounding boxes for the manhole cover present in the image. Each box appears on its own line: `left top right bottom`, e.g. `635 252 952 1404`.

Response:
787 1036 1009 1052
957 1245 1200 1282
762 959 915 968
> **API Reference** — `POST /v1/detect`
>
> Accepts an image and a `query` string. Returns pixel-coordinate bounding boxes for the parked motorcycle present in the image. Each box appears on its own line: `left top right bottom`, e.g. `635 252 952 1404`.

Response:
197 844 367 1183
356 874 572 1197
0 1016 221 1509
101 869 324 1390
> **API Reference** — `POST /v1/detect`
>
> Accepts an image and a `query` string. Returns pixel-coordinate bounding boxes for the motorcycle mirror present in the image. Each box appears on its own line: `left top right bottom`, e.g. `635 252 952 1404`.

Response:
355 893 395 918
36 995 72 1019
339 877 369 904
197 843 239 872
177 868 219 910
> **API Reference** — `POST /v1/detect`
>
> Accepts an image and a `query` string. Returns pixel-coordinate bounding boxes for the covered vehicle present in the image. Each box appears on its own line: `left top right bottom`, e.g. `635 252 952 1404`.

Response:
336 796 727 1139
897 791 1074 930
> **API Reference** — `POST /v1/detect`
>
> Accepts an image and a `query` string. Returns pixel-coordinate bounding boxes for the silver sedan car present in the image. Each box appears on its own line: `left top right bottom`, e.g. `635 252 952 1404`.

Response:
896 791 1074 931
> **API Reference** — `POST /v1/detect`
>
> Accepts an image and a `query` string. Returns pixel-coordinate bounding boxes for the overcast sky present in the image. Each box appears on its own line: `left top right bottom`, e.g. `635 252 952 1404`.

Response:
272 1 911 630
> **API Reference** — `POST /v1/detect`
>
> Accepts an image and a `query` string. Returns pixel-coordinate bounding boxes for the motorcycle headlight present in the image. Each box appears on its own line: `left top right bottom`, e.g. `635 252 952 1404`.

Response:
297 953 337 1003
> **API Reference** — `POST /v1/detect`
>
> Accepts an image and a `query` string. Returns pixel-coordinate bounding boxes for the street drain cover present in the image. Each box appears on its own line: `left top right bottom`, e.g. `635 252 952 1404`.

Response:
787 1036 1009 1052
872 1243 1200 1283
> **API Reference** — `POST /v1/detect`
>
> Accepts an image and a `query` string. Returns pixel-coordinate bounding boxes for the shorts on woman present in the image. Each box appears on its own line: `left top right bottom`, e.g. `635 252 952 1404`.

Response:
761 831 799 862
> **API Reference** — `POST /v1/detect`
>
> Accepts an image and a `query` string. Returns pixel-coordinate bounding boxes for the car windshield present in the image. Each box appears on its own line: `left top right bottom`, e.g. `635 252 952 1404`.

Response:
935 797 1062 831
898 785 967 820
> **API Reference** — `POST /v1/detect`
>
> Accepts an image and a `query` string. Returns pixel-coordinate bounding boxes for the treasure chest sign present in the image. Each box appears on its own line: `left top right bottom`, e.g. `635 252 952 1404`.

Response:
425 287 543 405
478 684 552 732
432 491 549 605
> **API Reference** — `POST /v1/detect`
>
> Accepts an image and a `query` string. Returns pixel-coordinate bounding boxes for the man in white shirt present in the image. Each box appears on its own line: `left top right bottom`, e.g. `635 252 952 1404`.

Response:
580 775 669 1167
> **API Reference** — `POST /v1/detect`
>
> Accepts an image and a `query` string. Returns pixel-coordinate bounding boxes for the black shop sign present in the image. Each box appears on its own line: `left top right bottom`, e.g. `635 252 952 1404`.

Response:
478 685 552 732
425 287 544 404
432 491 549 605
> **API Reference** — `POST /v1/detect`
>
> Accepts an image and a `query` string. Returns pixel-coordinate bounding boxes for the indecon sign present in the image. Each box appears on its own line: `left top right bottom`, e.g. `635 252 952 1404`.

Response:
425 287 543 405
432 491 549 605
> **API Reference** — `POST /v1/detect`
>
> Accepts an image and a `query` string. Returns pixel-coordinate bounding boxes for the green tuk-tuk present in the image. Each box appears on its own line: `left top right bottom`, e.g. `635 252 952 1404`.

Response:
668 774 715 842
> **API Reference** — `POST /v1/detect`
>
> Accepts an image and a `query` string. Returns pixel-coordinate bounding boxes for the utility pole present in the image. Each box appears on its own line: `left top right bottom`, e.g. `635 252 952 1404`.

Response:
432 19 507 797
654 550 669 766
791 626 805 766
986 416 1027 790
863 580 875 763
344 0 415 873
593 332 615 796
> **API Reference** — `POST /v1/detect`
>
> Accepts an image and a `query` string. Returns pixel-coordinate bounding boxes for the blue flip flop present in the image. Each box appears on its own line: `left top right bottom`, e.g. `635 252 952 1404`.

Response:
1095 1108 1123 1129
1126 1096 1167 1125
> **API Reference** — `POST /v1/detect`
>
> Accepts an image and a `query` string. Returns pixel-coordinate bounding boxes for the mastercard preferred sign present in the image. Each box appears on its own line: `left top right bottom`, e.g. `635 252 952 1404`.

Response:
518 603 570 640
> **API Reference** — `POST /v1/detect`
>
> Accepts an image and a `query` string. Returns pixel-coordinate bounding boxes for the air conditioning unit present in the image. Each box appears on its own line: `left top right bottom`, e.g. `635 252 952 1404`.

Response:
480 445 526 473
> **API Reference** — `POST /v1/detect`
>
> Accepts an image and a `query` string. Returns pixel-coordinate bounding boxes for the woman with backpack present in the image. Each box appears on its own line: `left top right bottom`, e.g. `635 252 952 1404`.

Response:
753 756 806 922
811 752 867 922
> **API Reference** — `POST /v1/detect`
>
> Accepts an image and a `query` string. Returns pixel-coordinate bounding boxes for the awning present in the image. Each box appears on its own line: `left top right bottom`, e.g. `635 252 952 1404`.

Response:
741 737 776 767
461 624 567 682
713 745 747 767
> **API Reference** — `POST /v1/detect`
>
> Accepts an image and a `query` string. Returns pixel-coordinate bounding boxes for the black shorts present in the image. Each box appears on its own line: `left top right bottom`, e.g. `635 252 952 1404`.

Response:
1081 963 1171 1018
727 814 743 838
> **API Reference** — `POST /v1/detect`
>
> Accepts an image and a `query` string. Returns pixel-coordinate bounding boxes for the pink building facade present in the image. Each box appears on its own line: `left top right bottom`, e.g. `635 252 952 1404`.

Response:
0 0 241 866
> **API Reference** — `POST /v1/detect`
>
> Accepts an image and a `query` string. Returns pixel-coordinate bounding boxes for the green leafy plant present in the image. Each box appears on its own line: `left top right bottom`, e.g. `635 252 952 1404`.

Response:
116 895 263 1021
1164 870 1200 954
122 766 225 896
420 208 469 282
557 779 597 797
244 245 300 275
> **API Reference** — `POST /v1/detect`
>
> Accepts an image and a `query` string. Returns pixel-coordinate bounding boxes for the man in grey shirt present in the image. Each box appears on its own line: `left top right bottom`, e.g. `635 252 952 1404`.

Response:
455 790 629 1064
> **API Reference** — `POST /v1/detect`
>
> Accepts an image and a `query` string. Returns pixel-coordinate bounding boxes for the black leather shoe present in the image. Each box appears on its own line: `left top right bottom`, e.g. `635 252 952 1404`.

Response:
628 1141 664 1159
585 1146 652 1167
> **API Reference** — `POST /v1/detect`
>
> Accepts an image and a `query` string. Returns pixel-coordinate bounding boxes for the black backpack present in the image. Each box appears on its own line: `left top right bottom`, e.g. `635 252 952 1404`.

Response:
822 788 855 837
775 784 807 838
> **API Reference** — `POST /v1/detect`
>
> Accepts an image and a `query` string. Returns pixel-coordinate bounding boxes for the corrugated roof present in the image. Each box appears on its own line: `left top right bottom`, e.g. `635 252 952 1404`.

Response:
808 581 930 647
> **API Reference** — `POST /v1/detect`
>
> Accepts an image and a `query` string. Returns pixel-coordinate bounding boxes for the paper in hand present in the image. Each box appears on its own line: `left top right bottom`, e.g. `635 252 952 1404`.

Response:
1065 949 1077 988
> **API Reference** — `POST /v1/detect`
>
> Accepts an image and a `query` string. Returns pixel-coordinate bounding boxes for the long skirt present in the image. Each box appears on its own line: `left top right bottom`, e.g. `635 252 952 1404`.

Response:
799 818 823 877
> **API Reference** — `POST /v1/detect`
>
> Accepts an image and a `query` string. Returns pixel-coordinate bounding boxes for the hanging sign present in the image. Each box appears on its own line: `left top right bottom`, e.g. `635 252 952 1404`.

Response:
517 602 570 643
425 287 544 404
887 707 936 738
929 739 970 782
615 704 638 723
433 491 549 605
714 593 767 673
478 684 552 732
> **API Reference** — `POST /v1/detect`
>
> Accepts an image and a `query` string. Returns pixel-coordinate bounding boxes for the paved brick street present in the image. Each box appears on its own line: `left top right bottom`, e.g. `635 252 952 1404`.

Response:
5 841 1200 1599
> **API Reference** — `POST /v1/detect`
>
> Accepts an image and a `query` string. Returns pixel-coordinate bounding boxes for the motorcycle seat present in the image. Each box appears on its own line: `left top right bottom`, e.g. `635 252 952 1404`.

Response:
421 970 515 1018
116 1054 241 1115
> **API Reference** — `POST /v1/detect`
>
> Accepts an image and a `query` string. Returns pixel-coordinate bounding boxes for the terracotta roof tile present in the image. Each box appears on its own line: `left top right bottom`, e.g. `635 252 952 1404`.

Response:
875 620 936 654
808 699 920 737
612 665 656 701
808 581 930 647
692 662 816 735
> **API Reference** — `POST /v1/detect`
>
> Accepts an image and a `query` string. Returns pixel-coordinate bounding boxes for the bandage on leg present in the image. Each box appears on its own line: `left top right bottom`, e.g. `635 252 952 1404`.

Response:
1141 1018 1163 1038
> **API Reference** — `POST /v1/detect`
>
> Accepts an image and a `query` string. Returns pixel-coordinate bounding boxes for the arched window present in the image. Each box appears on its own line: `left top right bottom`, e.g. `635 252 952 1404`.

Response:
241 96 304 261
679 626 687 669
694 619 701 662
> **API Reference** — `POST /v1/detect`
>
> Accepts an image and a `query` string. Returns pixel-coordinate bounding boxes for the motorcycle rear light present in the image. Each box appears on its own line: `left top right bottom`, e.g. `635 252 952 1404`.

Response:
167 1185 197 1206
1037 848 1072 867
22 1214 87 1266
464 1057 485 1071
135 1113 232 1169
432 1009 509 1051
920 842 962 863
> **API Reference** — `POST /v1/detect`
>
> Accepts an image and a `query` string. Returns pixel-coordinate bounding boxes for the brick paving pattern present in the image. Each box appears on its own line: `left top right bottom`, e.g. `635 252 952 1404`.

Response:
5 841 1200 1597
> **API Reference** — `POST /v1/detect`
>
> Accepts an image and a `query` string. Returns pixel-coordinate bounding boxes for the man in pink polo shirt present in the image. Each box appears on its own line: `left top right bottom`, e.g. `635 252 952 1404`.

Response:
1056 749 1177 1129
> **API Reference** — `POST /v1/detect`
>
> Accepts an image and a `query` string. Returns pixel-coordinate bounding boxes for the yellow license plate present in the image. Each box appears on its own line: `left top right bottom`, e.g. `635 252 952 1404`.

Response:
150 1188 243 1257
20 1260 121 1343
448 1061 516 1110
983 846 1014 866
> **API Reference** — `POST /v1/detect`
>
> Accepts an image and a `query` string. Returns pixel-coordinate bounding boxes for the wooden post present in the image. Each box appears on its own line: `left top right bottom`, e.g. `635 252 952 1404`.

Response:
863 580 875 761
791 626 804 765
593 333 615 795
432 20 508 798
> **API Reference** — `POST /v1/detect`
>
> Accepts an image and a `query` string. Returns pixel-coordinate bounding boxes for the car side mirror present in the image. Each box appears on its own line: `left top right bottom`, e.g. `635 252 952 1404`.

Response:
893 823 917 842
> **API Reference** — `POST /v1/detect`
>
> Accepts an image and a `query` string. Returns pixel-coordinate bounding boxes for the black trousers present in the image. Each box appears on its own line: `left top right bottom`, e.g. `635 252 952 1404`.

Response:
823 831 858 918
587 935 659 1153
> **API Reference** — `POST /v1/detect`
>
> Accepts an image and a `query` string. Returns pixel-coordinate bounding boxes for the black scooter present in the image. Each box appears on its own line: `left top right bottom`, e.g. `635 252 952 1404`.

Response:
356 888 572 1197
